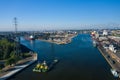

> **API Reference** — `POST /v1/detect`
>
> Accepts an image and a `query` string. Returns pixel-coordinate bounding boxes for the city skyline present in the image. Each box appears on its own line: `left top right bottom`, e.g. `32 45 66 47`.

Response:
0 0 120 31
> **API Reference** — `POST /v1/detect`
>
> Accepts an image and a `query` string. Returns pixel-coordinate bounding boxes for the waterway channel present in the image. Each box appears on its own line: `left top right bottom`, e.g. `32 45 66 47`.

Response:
9 34 114 80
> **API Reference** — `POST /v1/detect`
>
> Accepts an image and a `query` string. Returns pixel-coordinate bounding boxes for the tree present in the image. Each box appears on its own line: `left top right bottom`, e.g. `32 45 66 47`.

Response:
0 39 14 60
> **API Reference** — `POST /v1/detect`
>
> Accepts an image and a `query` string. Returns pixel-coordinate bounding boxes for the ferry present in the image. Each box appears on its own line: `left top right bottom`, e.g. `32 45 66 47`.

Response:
111 69 119 78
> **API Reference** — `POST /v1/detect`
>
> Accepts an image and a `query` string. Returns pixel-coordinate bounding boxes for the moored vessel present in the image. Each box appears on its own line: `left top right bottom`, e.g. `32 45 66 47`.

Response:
93 40 97 47
24 35 35 40
110 69 119 78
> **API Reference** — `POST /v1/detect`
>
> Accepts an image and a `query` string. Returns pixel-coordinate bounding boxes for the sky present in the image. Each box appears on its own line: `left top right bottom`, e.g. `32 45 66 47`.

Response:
0 0 120 31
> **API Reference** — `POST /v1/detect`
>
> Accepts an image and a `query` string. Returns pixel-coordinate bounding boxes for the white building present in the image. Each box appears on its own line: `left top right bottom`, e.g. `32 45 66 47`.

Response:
103 30 108 36
109 45 117 53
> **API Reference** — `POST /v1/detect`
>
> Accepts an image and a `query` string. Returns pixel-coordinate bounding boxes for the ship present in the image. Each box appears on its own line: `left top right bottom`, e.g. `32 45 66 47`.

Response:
25 35 35 40
110 69 119 78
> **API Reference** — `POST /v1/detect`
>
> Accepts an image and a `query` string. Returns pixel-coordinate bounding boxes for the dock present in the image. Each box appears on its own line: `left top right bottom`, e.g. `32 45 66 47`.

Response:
98 46 120 78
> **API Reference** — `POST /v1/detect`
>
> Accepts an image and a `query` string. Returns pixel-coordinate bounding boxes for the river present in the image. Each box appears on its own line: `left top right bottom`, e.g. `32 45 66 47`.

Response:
9 34 114 80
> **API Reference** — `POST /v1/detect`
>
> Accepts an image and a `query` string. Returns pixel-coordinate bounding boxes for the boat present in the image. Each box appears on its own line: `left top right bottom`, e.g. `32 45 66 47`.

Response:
54 59 58 63
48 59 59 71
111 69 119 78
29 35 35 40
24 35 35 41
33 59 59 72
93 40 97 47
33 61 48 72
52 59 59 65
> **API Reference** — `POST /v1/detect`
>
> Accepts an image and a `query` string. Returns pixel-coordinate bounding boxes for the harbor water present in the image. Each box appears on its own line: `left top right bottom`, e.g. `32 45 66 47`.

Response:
9 34 114 80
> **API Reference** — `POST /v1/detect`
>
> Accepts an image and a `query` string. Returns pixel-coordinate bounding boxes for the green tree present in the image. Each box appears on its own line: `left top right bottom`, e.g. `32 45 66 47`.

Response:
0 39 14 60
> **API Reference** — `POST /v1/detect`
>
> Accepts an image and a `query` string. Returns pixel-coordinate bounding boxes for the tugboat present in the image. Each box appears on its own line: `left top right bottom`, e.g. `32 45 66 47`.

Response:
111 69 119 78
33 61 48 72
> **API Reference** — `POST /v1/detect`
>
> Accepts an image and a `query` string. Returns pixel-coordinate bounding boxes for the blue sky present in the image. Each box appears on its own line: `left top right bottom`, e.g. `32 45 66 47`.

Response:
0 0 120 31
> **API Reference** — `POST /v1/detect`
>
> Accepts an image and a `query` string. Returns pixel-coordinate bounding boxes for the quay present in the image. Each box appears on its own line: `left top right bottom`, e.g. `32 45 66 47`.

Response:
98 46 120 78
98 46 116 68
0 53 37 80
91 30 120 78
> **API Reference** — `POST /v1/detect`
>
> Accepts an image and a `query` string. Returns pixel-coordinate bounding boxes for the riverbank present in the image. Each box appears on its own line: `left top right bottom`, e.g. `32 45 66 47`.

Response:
0 53 37 80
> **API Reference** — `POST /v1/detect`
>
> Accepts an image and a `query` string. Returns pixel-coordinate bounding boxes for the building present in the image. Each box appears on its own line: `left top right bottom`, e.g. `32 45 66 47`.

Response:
109 44 117 53
103 30 108 36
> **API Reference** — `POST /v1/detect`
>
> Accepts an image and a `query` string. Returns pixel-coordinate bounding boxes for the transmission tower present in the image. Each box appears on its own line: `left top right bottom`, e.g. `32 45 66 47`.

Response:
14 17 20 56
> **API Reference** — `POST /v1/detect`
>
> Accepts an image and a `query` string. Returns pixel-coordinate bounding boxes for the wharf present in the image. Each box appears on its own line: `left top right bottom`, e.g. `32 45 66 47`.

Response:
0 53 37 80
98 46 120 78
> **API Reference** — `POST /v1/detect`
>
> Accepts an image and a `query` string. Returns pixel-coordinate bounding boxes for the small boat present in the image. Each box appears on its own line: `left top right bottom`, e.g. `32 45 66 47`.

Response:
93 40 97 47
33 61 48 72
111 69 119 78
